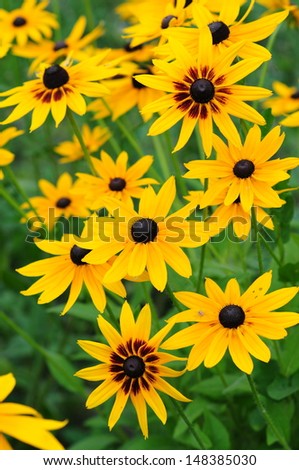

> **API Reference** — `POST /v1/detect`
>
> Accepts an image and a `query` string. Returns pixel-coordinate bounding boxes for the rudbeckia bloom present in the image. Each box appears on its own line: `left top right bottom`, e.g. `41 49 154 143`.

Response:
75 151 158 211
184 125 299 212
122 0 190 48
80 176 212 292
162 271 299 374
0 51 117 131
280 110 299 127
22 172 90 229
12 15 104 74
16 226 126 315
136 29 271 156
263 81 299 116
0 126 24 179
0 0 58 47
0 372 67 449
160 0 288 60
75 301 190 438
256 0 299 27
88 61 165 123
184 190 275 240
54 124 111 164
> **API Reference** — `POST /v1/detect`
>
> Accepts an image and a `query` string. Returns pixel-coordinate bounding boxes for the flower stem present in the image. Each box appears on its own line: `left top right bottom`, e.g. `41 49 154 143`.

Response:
170 398 206 450
196 243 207 292
246 374 291 450
0 183 27 218
67 109 96 175
251 208 264 274
165 283 182 312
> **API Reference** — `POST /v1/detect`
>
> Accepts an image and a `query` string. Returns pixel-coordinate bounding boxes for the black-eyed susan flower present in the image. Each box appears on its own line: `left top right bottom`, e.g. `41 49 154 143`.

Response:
184 125 299 212
80 176 212 292
160 0 288 61
122 0 190 48
256 0 299 27
281 110 299 126
75 151 158 211
88 60 166 123
0 51 117 131
16 226 126 315
0 0 58 47
162 271 299 374
54 124 111 164
13 15 104 74
0 372 67 449
0 126 24 179
263 81 299 116
22 172 90 229
75 301 190 438
184 190 275 240
136 29 271 156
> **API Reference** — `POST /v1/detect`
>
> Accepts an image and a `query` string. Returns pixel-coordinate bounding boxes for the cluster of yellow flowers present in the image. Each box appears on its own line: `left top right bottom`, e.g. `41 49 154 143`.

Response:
0 0 298 448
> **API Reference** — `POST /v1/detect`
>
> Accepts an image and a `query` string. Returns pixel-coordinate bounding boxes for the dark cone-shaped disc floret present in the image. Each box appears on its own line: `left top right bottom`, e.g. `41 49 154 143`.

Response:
53 40 68 51
109 178 127 191
233 159 255 179
13 16 27 26
43 64 69 89
208 21 230 45
131 218 158 243
70 245 92 266
161 15 178 29
190 79 215 104
219 304 245 328
123 355 145 378
56 197 71 208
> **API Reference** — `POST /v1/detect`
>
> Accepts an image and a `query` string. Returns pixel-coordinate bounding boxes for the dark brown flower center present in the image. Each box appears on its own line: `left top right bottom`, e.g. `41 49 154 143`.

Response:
109 177 126 191
123 355 145 378
161 15 177 29
190 78 215 104
208 21 230 45
291 90 299 99
13 16 27 27
53 40 68 51
70 245 91 265
132 69 151 89
43 64 69 89
131 218 158 243
233 159 255 179
56 197 71 208
124 41 143 52
219 304 245 328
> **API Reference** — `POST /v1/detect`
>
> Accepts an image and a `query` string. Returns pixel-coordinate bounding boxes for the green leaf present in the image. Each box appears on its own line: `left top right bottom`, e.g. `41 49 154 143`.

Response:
203 411 231 449
45 350 84 393
173 399 212 449
279 262 299 284
267 373 299 400
265 398 294 447
69 434 118 450
280 328 299 377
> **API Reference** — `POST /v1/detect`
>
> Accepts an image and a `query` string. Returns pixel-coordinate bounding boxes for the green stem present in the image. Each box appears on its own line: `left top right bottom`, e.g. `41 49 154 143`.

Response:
258 27 280 88
170 398 206 450
0 310 46 357
246 374 290 450
84 0 95 31
142 282 159 330
152 135 170 181
0 183 27 218
251 208 264 274
4 166 43 222
165 283 182 311
196 243 207 292
67 109 96 175
260 236 281 266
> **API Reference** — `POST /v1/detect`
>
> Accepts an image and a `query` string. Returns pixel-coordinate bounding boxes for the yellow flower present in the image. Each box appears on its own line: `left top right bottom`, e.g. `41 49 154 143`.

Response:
79 176 212 292
0 0 58 47
54 124 111 164
280 110 299 127
256 0 299 27
16 227 126 315
162 271 299 374
137 28 271 156
22 172 90 229
0 126 24 179
75 301 190 438
263 81 299 116
75 150 158 211
12 15 104 74
159 1 288 61
0 51 117 131
0 372 67 449
184 125 299 212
